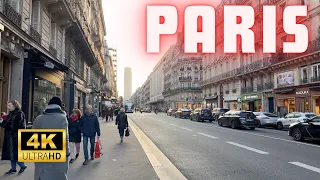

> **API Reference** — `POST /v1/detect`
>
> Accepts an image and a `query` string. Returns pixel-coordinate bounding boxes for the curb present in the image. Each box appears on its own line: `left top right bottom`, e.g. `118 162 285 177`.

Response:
128 117 187 180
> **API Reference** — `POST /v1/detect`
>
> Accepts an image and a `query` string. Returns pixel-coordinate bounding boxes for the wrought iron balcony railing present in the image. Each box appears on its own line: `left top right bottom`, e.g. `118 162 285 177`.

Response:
257 82 274 91
30 26 41 44
3 0 22 27
301 78 308 84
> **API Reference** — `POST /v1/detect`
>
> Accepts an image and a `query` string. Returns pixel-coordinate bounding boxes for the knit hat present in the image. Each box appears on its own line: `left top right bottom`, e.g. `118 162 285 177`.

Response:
48 97 62 107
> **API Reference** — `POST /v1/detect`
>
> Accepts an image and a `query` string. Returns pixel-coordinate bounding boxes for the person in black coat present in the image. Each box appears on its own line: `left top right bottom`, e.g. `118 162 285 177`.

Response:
0 100 27 175
115 108 128 142
68 109 82 163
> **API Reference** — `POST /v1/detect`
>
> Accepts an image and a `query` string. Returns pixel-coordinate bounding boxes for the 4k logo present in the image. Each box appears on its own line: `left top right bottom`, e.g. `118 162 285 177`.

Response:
18 129 66 162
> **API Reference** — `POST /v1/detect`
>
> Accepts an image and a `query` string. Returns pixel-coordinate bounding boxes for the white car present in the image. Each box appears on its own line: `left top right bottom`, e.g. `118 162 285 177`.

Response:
253 112 279 128
276 112 316 130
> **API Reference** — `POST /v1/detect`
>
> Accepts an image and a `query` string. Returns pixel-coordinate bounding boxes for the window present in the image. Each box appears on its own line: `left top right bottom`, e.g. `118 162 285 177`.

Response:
312 63 320 78
32 1 41 32
301 66 308 82
188 83 191 88
50 23 57 48
9 0 20 13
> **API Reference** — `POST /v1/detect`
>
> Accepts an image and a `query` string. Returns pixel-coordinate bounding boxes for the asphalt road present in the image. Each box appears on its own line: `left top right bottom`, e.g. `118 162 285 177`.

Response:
129 112 320 180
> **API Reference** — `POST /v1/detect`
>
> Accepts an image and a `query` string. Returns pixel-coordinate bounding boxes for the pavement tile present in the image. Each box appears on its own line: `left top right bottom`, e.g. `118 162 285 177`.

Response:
0 118 159 180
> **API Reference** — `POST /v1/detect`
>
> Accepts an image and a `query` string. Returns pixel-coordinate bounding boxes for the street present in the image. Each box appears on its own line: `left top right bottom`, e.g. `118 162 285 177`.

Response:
129 112 320 180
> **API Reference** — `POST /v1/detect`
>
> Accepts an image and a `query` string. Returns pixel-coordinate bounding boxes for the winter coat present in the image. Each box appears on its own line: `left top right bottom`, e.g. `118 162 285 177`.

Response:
68 117 81 143
115 112 128 130
0 109 26 160
33 104 70 180
80 113 100 137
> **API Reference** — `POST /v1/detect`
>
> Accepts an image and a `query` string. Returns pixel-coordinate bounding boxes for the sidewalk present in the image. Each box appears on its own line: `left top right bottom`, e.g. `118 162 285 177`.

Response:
0 117 159 180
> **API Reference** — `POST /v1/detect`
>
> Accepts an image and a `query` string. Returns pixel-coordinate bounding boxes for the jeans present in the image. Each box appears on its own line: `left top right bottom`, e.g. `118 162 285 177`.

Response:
119 129 125 137
83 136 95 160
11 160 25 169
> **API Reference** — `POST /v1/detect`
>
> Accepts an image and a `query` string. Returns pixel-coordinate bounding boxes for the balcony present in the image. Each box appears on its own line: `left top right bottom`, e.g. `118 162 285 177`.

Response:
225 90 229 94
257 82 274 91
232 89 237 93
3 0 22 27
180 68 184 71
301 78 308 84
30 26 41 44
311 76 320 83
179 76 192 82
49 45 57 57
241 86 253 93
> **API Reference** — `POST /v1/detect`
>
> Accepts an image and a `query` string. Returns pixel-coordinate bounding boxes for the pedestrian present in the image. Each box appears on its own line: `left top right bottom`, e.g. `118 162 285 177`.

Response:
68 109 82 163
115 108 128 142
0 100 27 175
33 97 70 180
80 105 100 165
107 106 113 121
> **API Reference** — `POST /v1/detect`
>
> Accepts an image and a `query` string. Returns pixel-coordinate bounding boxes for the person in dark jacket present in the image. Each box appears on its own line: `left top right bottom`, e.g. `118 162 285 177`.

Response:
115 108 128 142
68 109 82 163
0 100 27 175
80 105 100 165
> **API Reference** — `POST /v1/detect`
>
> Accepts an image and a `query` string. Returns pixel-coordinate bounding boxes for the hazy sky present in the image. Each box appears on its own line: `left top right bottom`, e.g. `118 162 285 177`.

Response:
102 0 220 97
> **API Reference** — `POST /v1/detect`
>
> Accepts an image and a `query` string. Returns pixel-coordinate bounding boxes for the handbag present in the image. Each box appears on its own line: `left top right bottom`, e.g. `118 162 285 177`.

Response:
94 140 101 158
125 128 130 137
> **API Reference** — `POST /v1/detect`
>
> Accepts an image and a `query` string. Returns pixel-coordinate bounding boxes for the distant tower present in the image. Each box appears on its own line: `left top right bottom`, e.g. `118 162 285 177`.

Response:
124 67 132 102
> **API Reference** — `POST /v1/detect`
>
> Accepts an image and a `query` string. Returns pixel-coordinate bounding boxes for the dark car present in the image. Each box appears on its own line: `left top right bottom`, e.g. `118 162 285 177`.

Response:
218 110 258 130
212 108 229 121
174 108 191 118
288 115 320 141
167 109 177 116
190 108 214 122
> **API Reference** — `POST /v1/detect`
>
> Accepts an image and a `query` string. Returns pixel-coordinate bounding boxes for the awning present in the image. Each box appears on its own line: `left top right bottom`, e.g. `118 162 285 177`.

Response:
205 95 218 100
275 88 295 94
27 48 69 74
309 86 320 90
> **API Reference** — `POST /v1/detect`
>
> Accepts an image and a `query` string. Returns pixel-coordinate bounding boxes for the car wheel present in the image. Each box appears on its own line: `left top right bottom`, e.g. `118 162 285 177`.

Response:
257 120 262 128
231 121 237 129
249 127 255 130
292 127 304 141
277 122 283 130
218 120 223 126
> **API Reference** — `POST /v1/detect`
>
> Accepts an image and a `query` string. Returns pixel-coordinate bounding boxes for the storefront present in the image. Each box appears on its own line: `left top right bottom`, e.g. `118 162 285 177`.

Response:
240 93 262 112
205 95 218 109
275 87 310 117
22 48 68 122
224 95 239 110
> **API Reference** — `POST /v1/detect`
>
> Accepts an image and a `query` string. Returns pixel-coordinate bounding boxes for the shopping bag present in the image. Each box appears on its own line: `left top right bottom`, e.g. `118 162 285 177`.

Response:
94 141 101 158
125 128 130 137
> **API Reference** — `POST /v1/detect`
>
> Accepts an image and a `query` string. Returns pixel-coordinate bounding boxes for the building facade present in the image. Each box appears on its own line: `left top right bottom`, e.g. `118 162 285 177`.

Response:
124 67 132 102
149 54 165 109
201 0 320 117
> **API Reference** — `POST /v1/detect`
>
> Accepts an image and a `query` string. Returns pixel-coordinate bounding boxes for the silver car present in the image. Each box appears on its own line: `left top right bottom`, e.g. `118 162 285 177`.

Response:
253 112 279 128
276 112 317 130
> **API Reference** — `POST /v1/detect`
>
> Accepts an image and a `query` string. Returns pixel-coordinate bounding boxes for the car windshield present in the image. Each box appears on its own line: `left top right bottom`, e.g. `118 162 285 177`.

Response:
263 113 278 117
220 109 229 113
305 114 316 118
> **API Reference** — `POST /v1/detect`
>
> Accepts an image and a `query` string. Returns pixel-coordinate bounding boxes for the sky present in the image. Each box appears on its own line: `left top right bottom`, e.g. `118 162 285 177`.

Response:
101 0 220 97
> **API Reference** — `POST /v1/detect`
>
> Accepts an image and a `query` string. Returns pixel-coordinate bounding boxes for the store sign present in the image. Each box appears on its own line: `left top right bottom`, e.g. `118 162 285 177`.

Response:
242 94 262 101
277 71 294 86
296 90 309 95
44 61 54 69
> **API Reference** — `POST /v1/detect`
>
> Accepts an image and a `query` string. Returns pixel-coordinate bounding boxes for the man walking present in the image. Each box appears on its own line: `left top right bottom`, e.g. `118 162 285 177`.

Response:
80 105 100 165
33 97 70 180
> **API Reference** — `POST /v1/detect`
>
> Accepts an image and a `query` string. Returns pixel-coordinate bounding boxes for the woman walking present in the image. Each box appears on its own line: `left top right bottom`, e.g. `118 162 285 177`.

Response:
0 100 27 175
115 108 128 142
68 109 82 163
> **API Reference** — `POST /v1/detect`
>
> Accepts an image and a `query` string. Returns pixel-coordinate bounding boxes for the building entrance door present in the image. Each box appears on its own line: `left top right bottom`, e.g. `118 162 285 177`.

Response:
268 97 274 113
0 56 10 150
249 101 254 111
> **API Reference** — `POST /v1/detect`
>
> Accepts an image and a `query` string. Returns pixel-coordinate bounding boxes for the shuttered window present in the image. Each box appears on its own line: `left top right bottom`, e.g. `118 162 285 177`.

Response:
32 1 41 32
50 23 57 48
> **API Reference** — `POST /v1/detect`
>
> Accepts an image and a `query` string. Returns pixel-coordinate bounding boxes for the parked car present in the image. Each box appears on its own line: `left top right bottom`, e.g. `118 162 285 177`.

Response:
174 108 191 118
218 110 258 130
144 108 151 113
288 115 320 141
167 109 177 116
276 112 316 130
212 108 229 121
190 108 214 122
253 112 279 128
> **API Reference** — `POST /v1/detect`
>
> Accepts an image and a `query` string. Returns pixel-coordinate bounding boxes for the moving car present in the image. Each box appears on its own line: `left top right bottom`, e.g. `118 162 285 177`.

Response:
212 108 229 121
167 109 177 116
124 103 134 113
174 108 191 118
190 108 214 122
253 112 279 128
218 110 258 130
276 112 316 130
288 115 320 141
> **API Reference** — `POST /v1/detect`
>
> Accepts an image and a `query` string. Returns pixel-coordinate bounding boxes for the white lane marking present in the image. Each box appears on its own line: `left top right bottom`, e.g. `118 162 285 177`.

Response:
192 135 197 136
180 127 194 132
170 124 177 127
226 142 270 155
288 162 320 174
197 132 219 139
